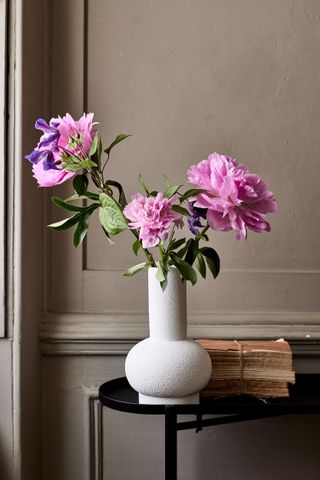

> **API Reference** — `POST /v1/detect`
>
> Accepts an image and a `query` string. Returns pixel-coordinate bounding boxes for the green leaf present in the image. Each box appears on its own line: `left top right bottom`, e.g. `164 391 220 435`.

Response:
99 193 128 236
185 238 198 265
73 212 90 247
91 136 102 169
82 192 100 201
149 191 158 197
48 204 98 231
64 164 84 172
163 185 182 199
48 216 80 231
101 226 115 245
138 174 149 195
179 188 207 202
200 247 220 279
81 158 98 170
52 196 85 212
104 134 131 156
160 277 168 291
65 191 99 202
123 262 150 276
89 132 100 157
61 154 80 165
155 260 166 283
169 238 186 251
162 174 171 189
193 251 206 279
171 205 190 216
132 239 142 256
170 253 197 285
175 242 189 258
105 179 127 207
73 174 88 195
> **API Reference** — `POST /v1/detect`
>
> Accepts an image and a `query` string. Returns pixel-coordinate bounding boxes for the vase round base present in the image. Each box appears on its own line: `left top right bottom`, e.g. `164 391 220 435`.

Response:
139 392 199 405
125 268 212 406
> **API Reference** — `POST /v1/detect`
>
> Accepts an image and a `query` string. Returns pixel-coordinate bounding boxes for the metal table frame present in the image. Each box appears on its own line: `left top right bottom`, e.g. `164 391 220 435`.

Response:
99 374 320 480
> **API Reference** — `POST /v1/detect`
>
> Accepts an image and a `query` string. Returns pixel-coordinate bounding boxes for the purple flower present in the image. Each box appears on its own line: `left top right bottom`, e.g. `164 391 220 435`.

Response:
187 215 202 235
187 153 277 240
124 193 184 248
187 202 206 235
35 118 60 149
25 113 96 187
25 148 56 170
25 118 61 170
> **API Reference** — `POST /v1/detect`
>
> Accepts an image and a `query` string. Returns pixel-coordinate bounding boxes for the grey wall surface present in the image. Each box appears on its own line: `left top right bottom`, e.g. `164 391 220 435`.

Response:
41 355 320 480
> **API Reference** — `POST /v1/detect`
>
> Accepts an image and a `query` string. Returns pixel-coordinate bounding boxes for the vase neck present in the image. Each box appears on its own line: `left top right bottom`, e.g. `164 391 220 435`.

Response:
148 268 187 341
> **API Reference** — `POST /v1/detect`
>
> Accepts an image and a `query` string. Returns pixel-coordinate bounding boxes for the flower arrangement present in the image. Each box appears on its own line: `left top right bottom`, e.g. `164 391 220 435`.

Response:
26 113 277 289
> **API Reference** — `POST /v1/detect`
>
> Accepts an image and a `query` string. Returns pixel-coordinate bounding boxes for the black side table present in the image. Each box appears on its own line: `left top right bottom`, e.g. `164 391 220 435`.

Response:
99 374 320 480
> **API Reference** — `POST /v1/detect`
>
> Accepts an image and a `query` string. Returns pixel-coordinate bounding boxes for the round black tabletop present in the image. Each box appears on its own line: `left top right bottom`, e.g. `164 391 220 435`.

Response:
99 374 320 416
99 377 167 414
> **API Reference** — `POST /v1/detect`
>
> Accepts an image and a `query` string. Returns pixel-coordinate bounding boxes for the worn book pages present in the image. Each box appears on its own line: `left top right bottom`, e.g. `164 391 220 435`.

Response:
196 339 295 398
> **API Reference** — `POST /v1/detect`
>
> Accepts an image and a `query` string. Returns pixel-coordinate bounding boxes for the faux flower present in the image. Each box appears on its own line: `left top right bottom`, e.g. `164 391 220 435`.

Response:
25 113 95 187
124 193 184 248
25 118 61 170
57 112 95 157
187 153 277 240
25 110 277 288
187 202 206 235
31 160 76 187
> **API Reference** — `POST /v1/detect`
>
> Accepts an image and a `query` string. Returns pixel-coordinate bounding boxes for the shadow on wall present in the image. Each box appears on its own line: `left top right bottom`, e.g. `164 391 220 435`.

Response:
179 415 320 480
0 432 12 480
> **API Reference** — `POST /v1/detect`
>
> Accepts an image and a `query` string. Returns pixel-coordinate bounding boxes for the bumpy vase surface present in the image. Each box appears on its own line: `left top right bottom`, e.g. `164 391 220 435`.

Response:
125 267 212 404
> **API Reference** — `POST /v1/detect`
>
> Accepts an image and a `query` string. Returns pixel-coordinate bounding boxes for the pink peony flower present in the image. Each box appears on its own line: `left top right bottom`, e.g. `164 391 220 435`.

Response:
187 153 277 240
124 193 184 248
32 160 76 187
57 112 95 157
27 113 96 187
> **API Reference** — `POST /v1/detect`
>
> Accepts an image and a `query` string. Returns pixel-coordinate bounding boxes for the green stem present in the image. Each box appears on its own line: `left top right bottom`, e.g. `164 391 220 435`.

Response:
166 226 176 248
198 223 210 239
93 170 156 267
60 146 84 164
91 170 104 190
132 229 156 266
70 135 90 160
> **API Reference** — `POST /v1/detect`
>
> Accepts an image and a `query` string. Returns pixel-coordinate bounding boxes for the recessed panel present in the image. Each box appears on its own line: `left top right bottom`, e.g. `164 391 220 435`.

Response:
86 0 320 271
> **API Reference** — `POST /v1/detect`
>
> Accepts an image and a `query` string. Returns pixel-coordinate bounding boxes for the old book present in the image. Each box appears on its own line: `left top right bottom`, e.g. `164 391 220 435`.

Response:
196 339 295 398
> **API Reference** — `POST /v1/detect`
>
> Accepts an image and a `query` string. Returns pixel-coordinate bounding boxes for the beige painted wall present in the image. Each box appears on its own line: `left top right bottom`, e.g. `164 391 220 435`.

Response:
38 1 320 479
46 0 320 341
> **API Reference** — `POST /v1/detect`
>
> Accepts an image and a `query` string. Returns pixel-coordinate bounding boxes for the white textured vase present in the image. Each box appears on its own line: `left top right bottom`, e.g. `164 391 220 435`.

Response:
125 267 212 404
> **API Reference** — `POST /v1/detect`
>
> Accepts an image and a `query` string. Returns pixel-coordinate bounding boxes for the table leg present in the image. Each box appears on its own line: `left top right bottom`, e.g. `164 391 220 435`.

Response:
165 406 177 480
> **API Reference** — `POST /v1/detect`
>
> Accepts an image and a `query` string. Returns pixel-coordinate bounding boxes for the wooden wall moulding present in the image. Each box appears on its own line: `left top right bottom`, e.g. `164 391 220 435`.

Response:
83 388 103 480
40 312 320 359
0 0 8 337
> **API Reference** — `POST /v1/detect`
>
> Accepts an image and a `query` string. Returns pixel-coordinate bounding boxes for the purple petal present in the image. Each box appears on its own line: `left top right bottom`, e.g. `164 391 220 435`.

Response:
25 149 48 164
187 218 200 235
35 118 58 134
42 150 57 170
38 132 60 149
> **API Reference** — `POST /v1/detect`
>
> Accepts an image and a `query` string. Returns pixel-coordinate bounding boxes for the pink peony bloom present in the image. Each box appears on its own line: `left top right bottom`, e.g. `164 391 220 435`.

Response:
187 153 277 240
57 112 95 158
124 193 184 248
32 160 76 187
27 113 96 187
